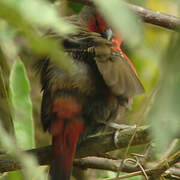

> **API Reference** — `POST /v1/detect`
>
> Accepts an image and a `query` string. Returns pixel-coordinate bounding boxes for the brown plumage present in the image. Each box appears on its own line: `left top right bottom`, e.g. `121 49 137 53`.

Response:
36 7 145 180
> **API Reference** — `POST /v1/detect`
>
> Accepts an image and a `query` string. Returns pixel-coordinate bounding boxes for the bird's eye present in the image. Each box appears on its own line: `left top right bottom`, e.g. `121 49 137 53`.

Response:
95 16 101 32
101 28 114 41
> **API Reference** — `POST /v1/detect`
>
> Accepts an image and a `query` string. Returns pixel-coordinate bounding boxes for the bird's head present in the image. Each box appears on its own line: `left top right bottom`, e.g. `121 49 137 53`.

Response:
80 7 122 51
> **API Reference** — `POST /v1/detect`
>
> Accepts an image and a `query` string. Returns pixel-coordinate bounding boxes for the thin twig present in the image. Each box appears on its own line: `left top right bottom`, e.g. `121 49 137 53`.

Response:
67 0 180 31
149 150 180 179
161 139 179 160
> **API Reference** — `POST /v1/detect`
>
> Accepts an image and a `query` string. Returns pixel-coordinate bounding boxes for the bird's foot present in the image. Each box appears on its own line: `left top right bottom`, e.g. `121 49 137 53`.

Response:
97 120 136 131
113 124 137 149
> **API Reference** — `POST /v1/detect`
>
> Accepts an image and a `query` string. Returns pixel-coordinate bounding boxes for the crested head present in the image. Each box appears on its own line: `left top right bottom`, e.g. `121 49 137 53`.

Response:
80 7 122 48
80 7 109 34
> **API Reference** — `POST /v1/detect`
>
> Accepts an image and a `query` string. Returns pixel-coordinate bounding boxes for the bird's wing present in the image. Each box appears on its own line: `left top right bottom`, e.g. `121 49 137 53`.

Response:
95 50 145 98
61 31 145 98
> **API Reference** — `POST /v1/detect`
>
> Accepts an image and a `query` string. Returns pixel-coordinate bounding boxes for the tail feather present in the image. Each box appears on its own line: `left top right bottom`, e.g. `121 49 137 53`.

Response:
50 158 71 180
49 97 84 180
50 120 84 180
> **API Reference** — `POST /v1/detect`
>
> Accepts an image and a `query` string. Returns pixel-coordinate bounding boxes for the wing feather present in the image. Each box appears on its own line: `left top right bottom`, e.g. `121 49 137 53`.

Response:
95 51 145 98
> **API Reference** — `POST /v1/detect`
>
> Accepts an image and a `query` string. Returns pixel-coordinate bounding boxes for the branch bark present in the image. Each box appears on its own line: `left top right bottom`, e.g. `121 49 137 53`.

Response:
0 125 150 172
68 0 180 31
127 3 180 31
76 151 180 180
75 153 180 180
74 156 180 179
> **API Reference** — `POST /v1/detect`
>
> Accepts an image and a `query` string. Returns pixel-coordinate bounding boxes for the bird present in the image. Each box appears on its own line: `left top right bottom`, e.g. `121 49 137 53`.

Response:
36 6 145 180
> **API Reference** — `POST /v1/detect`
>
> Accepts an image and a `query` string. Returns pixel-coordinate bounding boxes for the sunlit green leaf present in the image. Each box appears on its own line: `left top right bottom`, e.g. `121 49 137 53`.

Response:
1 0 74 34
9 58 35 149
0 21 19 60
0 0 74 72
7 171 22 180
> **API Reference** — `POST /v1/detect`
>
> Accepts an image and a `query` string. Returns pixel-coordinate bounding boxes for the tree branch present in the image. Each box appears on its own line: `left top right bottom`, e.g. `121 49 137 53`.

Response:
0 125 150 172
74 151 179 180
0 125 179 179
126 3 180 31
74 157 139 172
74 156 180 180
149 150 180 179
68 0 180 31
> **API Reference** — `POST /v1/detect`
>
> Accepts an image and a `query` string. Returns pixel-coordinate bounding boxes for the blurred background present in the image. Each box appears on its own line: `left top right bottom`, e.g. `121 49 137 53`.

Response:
0 0 180 179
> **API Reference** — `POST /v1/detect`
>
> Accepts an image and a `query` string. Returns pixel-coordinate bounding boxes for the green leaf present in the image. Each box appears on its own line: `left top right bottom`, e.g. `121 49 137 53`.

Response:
0 121 47 180
0 0 74 73
68 2 84 13
128 176 141 180
9 58 35 149
1 0 74 35
7 171 22 180
149 34 180 153
93 0 144 48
